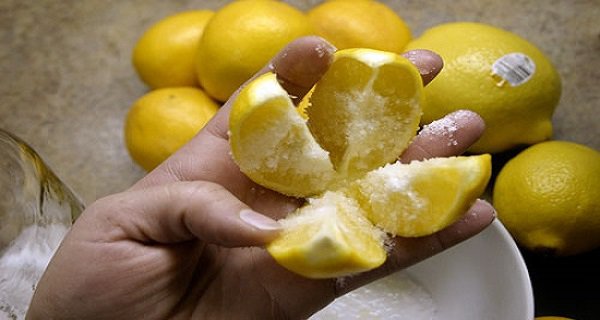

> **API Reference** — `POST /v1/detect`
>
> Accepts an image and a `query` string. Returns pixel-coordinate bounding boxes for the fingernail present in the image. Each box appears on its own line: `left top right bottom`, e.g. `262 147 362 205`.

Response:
239 209 282 231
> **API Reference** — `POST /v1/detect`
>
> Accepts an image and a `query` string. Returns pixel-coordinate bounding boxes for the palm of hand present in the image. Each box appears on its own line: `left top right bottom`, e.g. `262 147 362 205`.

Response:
28 37 494 320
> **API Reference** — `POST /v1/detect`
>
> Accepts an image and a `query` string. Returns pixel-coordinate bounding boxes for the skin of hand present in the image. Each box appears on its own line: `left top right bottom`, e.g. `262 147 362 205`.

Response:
27 36 495 320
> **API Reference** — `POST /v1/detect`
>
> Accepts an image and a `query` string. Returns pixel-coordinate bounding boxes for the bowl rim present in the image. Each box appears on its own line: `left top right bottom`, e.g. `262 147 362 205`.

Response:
406 219 534 319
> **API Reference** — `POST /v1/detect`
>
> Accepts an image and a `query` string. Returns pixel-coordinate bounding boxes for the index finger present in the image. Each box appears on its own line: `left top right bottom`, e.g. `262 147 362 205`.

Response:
206 36 337 141
400 110 486 163
131 36 337 198
208 39 444 141
136 37 445 190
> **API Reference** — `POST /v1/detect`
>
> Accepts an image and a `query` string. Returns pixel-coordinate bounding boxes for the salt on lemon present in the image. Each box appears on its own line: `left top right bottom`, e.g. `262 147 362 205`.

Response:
267 191 388 279
349 155 491 237
229 48 492 278
229 48 424 197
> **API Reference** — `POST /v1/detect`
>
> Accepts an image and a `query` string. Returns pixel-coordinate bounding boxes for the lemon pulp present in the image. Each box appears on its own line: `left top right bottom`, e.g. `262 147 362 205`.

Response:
229 48 492 278
349 155 492 237
230 48 423 197
267 191 387 279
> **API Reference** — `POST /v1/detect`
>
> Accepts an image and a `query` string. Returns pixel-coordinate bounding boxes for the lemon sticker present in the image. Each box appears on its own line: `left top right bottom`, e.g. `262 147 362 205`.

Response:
491 52 536 87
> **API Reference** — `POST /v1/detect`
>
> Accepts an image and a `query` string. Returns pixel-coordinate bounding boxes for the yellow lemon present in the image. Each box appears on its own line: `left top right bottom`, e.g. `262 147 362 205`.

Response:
125 87 219 171
308 0 411 52
268 155 491 278
229 72 335 196
267 191 387 279
231 48 492 278
132 10 214 89
493 141 600 256
405 22 561 153
229 48 424 197
350 154 491 237
196 0 313 102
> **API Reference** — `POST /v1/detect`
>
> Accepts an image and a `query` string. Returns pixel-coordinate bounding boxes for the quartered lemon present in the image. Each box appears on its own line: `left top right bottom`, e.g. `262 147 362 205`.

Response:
267 191 387 279
229 48 492 278
267 155 491 278
229 48 423 197
349 155 492 237
229 72 336 197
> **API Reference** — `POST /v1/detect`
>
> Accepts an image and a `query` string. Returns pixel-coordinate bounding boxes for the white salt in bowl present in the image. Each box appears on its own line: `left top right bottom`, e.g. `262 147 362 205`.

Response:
312 220 534 319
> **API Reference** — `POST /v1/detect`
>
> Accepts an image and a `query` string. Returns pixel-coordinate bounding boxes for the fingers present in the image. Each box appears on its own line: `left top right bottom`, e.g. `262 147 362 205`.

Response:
402 49 443 86
385 199 496 268
335 199 496 296
209 39 442 140
209 36 336 140
400 110 486 163
133 36 337 195
85 181 281 247
272 36 336 104
135 36 448 191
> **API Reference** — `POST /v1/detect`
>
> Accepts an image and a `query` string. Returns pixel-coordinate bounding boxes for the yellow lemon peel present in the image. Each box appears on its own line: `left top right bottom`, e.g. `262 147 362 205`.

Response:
229 48 492 278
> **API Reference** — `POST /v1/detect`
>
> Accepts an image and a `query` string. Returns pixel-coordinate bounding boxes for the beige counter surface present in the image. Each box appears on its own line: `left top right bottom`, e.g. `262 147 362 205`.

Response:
1 0 599 318
1 0 598 204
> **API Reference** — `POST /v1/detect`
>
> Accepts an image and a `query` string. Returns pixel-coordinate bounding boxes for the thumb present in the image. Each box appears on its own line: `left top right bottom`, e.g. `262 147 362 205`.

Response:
81 181 282 247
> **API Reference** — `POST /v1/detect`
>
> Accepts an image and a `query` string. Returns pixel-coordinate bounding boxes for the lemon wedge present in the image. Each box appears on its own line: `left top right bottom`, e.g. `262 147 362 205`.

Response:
267 155 491 278
266 191 387 279
229 72 336 197
229 48 423 196
307 48 423 182
229 48 491 279
348 154 492 237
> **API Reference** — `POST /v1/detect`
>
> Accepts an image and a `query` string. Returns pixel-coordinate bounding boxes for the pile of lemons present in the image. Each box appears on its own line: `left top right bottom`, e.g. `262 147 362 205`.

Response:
125 0 413 171
124 0 599 263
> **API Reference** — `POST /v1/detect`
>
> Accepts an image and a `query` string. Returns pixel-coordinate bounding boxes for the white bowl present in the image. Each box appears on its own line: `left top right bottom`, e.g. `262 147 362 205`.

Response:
313 220 534 319
407 219 533 319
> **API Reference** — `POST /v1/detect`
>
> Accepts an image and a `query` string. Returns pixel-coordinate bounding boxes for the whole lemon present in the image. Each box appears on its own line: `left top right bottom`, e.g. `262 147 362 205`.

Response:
196 0 313 102
125 87 219 171
307 0 411 52
132 10 214 89
493 141 600 256
405 22 561 153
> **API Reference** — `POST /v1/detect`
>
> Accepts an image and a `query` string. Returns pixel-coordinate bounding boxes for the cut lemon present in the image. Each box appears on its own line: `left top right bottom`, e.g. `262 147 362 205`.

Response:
348 154 492 237
229 72 336 197
267 155 491 278
229 48 423 197
266 191 387 279
229 47 491 279
307 48 423 182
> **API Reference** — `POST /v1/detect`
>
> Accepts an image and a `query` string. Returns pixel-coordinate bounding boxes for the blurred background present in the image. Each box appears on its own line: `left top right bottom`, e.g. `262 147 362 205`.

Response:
1 0 598 318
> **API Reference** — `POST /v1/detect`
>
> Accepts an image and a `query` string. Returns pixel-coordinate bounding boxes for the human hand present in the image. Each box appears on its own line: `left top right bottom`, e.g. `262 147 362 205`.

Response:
27 36 495 320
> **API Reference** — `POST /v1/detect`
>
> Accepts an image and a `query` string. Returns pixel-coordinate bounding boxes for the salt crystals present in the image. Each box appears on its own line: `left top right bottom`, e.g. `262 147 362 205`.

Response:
421 116 459 147
1 224 70 319
311 271 437 320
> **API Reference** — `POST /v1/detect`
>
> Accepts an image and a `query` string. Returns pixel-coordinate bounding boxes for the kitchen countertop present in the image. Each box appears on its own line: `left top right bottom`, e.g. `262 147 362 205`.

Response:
1 0 598 318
